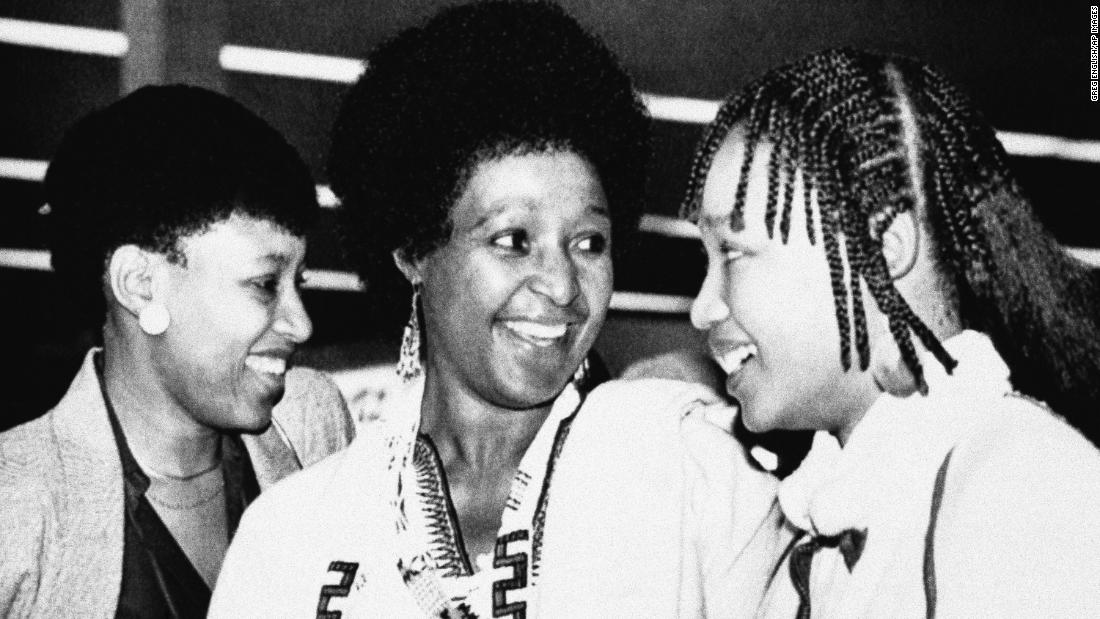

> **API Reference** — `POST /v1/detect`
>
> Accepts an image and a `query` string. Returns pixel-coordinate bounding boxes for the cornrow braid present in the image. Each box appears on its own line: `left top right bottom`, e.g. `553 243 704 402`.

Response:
683 47 1100 441
681 50 938 386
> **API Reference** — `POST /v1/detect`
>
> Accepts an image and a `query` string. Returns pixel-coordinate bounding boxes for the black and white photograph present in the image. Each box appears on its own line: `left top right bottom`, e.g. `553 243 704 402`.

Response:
2 1 1098 617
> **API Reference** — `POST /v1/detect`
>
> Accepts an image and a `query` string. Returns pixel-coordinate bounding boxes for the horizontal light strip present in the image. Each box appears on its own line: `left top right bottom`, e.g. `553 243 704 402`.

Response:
301 268 363 291
640 215 1100 268
0 160 340 210
0 248 364 292
1067 246 1100 267
0 18 128 57
638 214 699 239
0 158 49 182
638 93 720 124
610 291 693 313
997 131 1100 165
220 44 364 82
0 248 51 271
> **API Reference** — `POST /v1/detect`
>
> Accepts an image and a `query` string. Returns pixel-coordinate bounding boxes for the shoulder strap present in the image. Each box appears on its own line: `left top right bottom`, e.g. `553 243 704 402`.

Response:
923 448 955 619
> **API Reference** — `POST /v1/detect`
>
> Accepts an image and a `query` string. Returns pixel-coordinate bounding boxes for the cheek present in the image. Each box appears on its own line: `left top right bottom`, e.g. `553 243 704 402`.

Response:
578 257 613 312
733 251 838 354
170 287 272 359
421 254 513 356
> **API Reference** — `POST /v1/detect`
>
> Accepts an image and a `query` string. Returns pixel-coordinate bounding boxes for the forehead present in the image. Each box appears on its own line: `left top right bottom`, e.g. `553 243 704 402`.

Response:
450 150 608 227
179 212 306 266
698 131 804 236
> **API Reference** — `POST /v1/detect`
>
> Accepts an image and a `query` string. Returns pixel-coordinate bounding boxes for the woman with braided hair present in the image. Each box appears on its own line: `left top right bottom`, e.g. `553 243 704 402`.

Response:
686 48 1100 616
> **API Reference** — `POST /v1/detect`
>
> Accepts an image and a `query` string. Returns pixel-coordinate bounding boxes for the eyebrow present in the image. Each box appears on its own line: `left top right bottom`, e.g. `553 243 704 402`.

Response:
468 201 525 232
467 201 610 232
587 203 610 218
254 252 294 267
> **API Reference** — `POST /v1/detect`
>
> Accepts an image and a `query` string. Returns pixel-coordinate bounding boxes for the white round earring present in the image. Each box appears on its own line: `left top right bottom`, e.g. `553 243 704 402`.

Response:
138 303 171 336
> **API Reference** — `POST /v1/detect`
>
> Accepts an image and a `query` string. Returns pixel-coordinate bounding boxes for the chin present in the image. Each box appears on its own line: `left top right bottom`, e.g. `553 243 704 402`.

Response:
496 372 571 410
227 395 281 434
738 404 780 435
232 410 274 435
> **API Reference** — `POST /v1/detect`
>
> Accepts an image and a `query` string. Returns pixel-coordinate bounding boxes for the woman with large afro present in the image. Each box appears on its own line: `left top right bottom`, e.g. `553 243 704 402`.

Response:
210 2 780 617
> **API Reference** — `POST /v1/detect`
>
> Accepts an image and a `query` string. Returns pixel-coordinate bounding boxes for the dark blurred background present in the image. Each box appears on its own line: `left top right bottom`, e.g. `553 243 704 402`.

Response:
2 0 1097 431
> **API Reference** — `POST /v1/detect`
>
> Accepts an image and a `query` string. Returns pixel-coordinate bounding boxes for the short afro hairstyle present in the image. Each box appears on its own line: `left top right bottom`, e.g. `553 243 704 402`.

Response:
329 0 651 309
45 84 319 326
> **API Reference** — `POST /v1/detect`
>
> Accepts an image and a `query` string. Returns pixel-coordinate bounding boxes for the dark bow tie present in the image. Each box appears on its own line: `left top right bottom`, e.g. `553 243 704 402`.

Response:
789 528 868 618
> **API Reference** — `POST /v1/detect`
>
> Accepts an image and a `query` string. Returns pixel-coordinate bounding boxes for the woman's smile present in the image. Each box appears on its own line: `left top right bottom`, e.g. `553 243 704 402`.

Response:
415 149 612 409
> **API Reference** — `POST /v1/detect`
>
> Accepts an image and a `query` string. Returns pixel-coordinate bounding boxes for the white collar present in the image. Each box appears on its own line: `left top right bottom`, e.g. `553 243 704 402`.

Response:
777 330 1011 536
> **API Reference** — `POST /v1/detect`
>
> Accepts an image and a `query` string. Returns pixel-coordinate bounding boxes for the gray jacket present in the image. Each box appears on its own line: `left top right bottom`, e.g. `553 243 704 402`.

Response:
0 349 355 618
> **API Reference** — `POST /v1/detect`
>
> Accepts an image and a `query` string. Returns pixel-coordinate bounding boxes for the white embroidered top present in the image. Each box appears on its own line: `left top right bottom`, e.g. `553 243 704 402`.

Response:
209 377 781 618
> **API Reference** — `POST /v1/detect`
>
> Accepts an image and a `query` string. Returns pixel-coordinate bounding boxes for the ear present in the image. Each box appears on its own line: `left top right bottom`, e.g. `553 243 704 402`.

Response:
391 248 423 286
880 210 920 280
106 245 164 318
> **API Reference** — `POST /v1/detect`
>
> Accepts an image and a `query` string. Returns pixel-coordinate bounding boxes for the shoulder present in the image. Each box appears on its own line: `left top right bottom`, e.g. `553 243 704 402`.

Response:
946 392 1100 496
584 378 724 418
0 425 53 524
1 425 53 608
243 442 355 527
931 394 1100 613
585 378 777 517
213 443 364 617
272 367 356 462
1 413 59 482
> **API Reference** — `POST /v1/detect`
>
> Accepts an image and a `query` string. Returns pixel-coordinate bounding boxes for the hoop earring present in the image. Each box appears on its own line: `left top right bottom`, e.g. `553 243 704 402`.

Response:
138 303 171 336
397 286 422 382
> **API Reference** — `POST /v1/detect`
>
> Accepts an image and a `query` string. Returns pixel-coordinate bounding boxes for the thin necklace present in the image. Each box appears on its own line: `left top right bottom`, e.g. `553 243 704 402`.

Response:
146 464 225 510
141 457 223 482
146 480 225 510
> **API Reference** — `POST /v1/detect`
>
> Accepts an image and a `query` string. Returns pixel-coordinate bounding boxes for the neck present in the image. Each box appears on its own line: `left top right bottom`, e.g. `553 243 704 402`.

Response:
102 324 222 478
417 368 554 471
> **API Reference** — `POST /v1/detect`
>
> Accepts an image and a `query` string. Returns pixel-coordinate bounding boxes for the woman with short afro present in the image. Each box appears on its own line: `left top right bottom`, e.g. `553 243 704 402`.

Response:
0 85 354 618
211 2 780 617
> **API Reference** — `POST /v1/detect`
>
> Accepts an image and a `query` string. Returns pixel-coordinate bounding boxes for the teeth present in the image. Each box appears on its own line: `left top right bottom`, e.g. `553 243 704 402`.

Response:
503 321 568 342
714 344 757 374
246 355 287 375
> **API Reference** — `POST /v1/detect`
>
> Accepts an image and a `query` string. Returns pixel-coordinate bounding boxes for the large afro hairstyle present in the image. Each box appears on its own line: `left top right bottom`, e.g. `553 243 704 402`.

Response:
329 0 651 316
44 84 319 327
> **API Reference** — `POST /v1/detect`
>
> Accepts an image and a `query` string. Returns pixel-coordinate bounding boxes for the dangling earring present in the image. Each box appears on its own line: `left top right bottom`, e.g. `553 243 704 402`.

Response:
138 303 171 336
571 355 590 390
397 286 422 382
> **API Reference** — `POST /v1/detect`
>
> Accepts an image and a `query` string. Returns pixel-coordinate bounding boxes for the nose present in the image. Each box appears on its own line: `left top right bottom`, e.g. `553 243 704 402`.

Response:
274 285 313 344
690 268 730 331
528 245 580 306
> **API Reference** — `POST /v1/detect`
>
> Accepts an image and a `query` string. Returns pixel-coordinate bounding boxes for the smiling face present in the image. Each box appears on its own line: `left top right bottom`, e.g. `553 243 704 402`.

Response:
690 132 879 437
416 149 613 410
152 212 312 432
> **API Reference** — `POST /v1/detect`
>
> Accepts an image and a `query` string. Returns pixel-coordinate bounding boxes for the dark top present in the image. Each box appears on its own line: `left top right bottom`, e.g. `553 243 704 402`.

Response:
94 353 259 618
